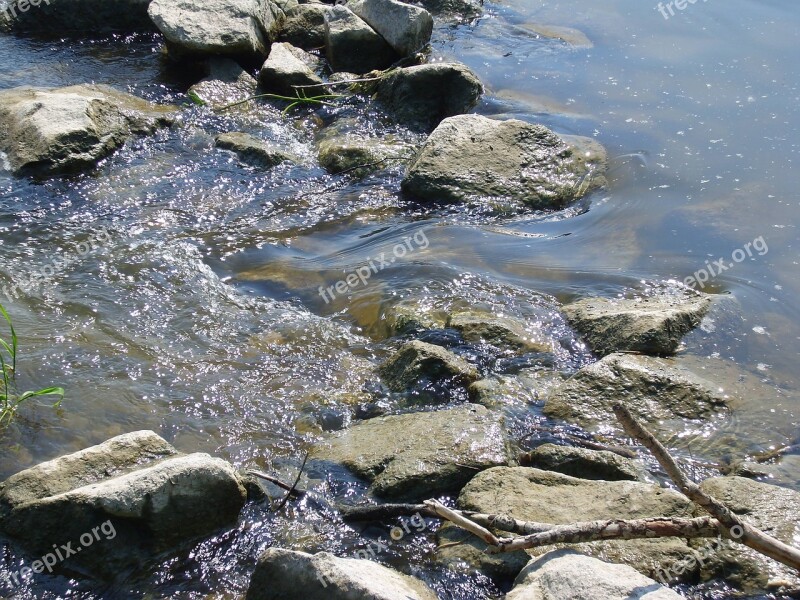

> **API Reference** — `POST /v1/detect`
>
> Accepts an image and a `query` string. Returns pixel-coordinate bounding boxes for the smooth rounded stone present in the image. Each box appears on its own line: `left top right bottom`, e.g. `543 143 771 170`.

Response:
188 57 258 109
246 548 438 600
376 63 483 132
348 0 433 57
689 476 800 592
543 353 732 438
316 118 416 177
506 549 683 600
279 3 334 49
0 0 154 32
447 310 551 353
259 42 324 95
522 443 645 482
401 115 607 206
312 403 509 501
324 5 397 74
215 132 299 167
457 467 696 581
378 339 479 392
562 289 713 357
0 84 175 178
148 0 277 59
0 431 247 578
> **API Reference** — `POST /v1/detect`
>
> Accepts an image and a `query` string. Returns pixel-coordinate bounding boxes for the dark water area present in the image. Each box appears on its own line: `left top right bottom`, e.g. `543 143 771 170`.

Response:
0 0 799 597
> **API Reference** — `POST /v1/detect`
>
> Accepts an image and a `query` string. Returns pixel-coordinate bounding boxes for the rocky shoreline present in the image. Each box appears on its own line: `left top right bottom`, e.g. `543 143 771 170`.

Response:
1 0 798 598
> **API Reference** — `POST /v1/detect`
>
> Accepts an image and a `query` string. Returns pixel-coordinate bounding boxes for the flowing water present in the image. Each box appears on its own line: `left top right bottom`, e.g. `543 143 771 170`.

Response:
0 0 799 598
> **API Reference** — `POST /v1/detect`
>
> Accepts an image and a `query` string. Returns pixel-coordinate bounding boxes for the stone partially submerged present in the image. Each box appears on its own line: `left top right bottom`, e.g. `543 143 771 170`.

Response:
312 404 509 501
378 339 479 392
246 548 437 600
562 289 713 357
0 84 174 177
0 431 247 578
188 57 258 109
401 115 607 207
259 42 324 95
216 132 298 168
447 309 551 353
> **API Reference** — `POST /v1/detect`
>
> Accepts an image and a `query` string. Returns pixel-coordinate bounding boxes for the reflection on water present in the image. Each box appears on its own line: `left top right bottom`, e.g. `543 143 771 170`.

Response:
1 0 799 597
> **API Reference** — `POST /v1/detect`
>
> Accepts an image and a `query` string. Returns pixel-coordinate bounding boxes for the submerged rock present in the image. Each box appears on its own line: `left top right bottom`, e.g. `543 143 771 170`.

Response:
0 0 153 33
447 309 551 353
378 339 479 392
316 118 415 177
382 300 448 336
417 0 480 19
0 431 247 578
543 353 731 437
312 404 509 501
376 63 483 132
0 84 174 178
246 548 437 599
401 115 607 207
188 57 258 109
507 550 683 600
259 42 323 95
215 132 298 167
521 443 645 482
456 467 695 581
348 0 433 57
562 289 713 357
324 5 397 74
279 3 334 49
148 0 279 60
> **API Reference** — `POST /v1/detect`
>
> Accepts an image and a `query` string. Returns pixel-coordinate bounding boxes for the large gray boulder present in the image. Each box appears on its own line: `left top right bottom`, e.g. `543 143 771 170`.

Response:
324 5 397 74
246 548 437 599
543 353 731 438
0 0 154 33
188 57 258 109
259 42 323 95
562 289 713 357
279 3 334 49
378 339 479 392
312 404 509 501
0 431 247 578
376 63 483 131
506 550 683 600
348 0 433 57
0 84 174 178
148 0 280 59
401 115 607 207
456 467 696 581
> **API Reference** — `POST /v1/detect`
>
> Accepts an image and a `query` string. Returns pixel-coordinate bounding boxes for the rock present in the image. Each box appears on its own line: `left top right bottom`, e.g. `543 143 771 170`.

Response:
376 63 483 132
562 289 713 357
401 115 607 207
0 431 247 578
383 301 448 336
689 476 800 592
259 42 324 95
417 0 480 19
312 404 509 501
324 5 397 74
316 118 415 177
437 522 531 579
447 310 551 353
0 84 174 178
246 548 437 600
188 57 258 109
348 0 433 57
215 132 298 167
543 353 730 438
469 370 565 408
378 340 479 392
506 549 683 600
521 444 645 482
148 0 278 60
457 467 696 581
0 0 154 33
279 3 334 49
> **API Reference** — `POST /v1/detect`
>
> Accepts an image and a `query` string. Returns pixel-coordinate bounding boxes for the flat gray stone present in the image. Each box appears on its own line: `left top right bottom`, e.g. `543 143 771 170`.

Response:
401 115 607 206
562 289 713 357
349 0 433 57
324 5 397 74
312 404 509 501
259 42 323 95
246 548 437 599
523 443 645 482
